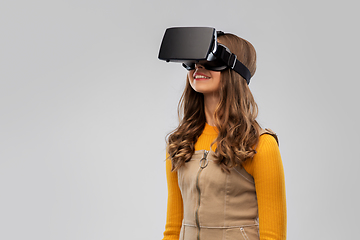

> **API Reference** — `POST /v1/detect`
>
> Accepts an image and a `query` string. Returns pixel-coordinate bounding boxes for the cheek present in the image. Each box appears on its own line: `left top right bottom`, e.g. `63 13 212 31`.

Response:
212 72 222 87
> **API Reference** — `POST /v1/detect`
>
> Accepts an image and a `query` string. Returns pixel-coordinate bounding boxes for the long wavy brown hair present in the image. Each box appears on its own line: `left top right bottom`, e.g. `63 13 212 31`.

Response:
166 33 260 172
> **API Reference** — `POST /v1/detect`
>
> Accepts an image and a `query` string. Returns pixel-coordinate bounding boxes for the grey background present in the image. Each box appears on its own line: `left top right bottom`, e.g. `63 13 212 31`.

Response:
1 0 359 239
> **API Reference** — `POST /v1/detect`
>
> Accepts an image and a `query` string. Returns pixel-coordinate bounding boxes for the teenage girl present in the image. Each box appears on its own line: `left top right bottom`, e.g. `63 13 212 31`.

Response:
163 32 286 240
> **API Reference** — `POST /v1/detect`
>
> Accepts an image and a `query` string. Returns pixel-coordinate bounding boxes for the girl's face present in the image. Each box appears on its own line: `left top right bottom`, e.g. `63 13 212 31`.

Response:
188 64 221 96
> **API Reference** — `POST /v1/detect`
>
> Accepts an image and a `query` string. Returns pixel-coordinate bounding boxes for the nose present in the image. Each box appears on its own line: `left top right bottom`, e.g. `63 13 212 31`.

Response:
195 63 204 69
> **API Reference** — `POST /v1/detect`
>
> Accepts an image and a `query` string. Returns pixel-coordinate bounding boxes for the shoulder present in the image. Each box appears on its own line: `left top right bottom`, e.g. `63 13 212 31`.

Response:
248 130 284 179
255 130 280 158
243 129 281 175
259 128 278 146
259 132 278 148
252 129 282 169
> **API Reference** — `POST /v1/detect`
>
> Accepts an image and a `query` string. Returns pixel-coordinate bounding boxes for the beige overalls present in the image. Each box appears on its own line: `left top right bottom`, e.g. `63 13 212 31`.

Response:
177 130 277 240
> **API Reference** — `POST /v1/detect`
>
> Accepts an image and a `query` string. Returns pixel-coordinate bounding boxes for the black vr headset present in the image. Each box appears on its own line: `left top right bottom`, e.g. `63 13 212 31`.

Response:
158 27 252 84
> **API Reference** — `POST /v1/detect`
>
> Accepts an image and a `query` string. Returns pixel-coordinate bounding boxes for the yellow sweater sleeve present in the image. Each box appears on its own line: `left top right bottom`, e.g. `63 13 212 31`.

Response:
162 155 183 240
243 134 287 240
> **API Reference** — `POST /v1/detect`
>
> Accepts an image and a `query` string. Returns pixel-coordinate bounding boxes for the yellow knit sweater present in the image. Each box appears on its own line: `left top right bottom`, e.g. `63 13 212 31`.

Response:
163 123 287 240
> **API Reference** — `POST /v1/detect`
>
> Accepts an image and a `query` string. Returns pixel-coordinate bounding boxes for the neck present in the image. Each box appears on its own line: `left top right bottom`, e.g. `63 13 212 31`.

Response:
203 92 220 126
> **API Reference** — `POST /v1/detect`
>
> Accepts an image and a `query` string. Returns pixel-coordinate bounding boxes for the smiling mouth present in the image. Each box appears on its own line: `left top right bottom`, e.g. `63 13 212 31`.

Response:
194 75 210 80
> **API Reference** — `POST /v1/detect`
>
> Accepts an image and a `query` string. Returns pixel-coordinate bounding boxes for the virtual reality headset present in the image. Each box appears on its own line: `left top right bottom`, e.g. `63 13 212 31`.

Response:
158 27 252 84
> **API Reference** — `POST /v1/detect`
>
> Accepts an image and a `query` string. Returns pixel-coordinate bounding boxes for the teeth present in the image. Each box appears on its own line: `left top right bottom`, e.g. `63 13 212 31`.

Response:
194 75 209 79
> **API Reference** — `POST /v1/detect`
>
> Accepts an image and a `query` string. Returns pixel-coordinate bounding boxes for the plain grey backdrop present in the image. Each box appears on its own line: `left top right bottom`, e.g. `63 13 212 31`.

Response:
1 0 359 239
